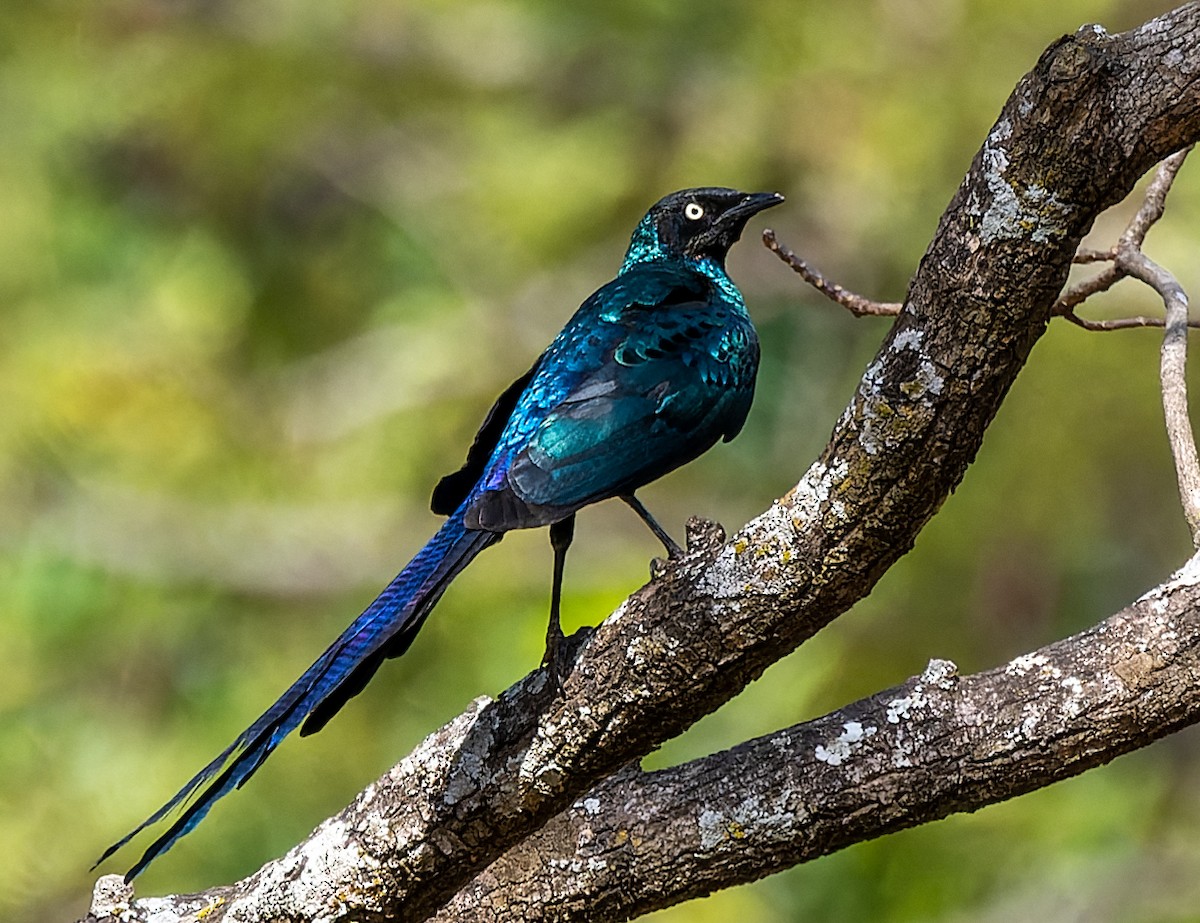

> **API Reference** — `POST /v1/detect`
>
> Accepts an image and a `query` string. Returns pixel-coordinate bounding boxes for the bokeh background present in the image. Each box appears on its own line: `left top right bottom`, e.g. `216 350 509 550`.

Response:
6 1 1200 920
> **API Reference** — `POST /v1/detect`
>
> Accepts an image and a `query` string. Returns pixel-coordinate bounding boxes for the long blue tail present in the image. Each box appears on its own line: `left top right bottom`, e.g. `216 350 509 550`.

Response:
95 502 498 880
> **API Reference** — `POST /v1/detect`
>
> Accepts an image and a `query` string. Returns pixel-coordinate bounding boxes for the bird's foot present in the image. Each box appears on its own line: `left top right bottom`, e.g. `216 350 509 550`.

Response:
539 625 594 697
541 619 569 697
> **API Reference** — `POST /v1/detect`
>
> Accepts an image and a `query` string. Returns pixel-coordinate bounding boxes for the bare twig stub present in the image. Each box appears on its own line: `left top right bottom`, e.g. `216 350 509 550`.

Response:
762 228 902 317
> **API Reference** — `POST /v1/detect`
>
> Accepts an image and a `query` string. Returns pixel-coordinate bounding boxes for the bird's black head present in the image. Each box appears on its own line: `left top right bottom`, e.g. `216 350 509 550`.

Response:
622 187 784 271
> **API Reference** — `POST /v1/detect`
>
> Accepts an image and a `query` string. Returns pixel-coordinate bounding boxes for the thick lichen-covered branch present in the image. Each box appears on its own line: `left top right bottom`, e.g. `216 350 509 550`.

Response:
434 566 1200 921
80 5 1200 922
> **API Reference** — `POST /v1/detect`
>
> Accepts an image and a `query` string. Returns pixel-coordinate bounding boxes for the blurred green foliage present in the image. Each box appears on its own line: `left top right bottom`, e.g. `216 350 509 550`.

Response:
5 1 1200 920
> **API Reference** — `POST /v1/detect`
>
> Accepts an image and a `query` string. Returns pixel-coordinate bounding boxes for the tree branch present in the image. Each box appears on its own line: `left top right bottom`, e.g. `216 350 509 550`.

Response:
1054 147 1200 329
1122 245 1200 544
1050 146 1200 544
433 563 1200 921
82 5 1200 921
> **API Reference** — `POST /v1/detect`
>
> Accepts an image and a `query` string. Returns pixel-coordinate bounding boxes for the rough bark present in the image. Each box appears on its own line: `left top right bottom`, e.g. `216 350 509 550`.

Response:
81 5 1200 922
433 566 1200 921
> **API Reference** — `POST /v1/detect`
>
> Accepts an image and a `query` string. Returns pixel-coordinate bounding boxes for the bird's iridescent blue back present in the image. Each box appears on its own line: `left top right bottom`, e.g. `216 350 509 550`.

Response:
467 259 759 530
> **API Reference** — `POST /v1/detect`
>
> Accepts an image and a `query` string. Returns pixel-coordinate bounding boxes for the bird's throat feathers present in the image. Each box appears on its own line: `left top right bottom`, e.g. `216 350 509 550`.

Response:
620 214 668 272
620 217 727 281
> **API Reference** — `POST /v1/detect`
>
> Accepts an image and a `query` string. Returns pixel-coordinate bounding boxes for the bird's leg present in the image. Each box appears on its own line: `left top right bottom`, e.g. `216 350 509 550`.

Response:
543 514 576 689
621 494 684 558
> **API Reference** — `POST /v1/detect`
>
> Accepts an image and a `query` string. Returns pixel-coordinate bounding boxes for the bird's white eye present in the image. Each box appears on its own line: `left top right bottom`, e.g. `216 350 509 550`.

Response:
684 202 704 221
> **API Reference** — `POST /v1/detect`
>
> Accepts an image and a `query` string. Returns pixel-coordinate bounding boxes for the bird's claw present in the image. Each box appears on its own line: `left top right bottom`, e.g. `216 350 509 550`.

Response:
540 622 566 695
539 625 595 697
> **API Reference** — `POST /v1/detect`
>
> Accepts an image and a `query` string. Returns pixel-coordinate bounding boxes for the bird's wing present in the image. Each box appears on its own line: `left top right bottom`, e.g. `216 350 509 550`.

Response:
519 309 754 501
468 275 756 530
430 269 695 517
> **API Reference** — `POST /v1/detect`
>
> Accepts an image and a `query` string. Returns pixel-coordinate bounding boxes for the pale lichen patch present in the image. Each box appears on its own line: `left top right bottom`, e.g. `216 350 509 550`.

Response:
893 329 945 404
886 691 926 724
921 659 959 689
441 701 498 807
1006 652 1050 676
696 793 798 850
892 327 925 351
855 360 890 456
971 115 1075 245
696 500 805 599
886 660 955 725
900 359 945 401
697 809 727 849
625 630 679 668
547 854 609 876
789 459 850 525
815 721 877 766
91 876 134 921
1059 676 1086 717
138 896 217 923
1163 47 1195 73
986 179 1073 244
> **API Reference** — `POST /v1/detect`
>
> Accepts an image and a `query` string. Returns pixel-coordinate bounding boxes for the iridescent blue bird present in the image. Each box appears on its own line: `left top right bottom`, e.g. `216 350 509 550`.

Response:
97 187 783 879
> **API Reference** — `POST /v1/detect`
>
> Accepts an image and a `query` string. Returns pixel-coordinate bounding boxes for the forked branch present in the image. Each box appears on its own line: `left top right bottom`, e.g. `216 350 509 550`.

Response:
1055 147 1199 330
767 148 1200 546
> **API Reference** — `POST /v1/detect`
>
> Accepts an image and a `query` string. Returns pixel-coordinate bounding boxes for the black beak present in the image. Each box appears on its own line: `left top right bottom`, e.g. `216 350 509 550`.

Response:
688 189 785 261
714 191 785 240
709 191 784 248
728 191 785 222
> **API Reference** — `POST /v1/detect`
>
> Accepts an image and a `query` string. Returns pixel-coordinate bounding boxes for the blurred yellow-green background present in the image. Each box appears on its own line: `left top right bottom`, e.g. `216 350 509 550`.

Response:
6 1 1200 920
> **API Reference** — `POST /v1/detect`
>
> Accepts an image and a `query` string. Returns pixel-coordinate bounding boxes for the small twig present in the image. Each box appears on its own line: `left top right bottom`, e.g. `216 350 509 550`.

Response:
1118 248 1200 547
1056 264 1126 314
1121 147 1189 248
762 229 902 318
1055 146 1200 546
1059 311 1188 332
1073 247 1115 264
